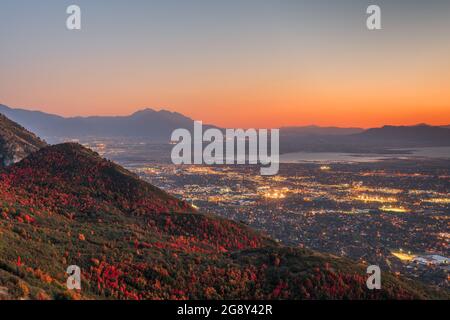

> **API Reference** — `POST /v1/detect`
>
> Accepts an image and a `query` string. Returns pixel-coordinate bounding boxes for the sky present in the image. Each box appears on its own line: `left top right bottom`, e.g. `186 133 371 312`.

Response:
1 0 449 128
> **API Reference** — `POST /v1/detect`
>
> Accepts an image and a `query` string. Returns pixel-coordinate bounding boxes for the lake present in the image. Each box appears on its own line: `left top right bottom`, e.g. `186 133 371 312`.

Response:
280 146 450 163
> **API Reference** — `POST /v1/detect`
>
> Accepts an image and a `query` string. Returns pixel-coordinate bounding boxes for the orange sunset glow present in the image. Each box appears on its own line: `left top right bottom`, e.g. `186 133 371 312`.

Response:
1 0 450 304
1 1 449 128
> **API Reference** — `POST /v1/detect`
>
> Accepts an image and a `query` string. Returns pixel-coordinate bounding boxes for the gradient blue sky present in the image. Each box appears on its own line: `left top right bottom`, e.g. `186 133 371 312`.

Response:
1 0 449 127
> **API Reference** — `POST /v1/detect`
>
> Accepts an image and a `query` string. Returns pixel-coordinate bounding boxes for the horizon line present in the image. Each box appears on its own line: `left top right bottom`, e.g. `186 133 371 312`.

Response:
1 102 449 130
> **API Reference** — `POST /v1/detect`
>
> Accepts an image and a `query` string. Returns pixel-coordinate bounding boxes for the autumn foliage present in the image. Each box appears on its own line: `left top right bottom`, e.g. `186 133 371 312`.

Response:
0 143 446 300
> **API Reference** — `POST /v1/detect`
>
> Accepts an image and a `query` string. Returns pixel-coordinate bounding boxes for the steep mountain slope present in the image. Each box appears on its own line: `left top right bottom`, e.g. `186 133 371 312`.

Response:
0 143 446 300
0 113 47 166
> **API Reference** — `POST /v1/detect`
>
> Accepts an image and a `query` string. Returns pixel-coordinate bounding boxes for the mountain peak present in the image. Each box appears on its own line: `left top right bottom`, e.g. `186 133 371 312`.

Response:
131 108 191 119
131 108 157 115
380 123 432 129
10 142 194 216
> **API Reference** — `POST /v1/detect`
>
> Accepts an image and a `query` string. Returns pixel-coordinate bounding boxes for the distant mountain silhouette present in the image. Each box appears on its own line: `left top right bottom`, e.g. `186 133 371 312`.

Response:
1 104 449 154
0 104 216 143
281 125 364 136
280 124 450 153
352 124 450 147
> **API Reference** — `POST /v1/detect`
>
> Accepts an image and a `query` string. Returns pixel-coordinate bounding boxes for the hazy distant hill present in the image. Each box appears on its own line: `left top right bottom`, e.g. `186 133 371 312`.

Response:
351 124 450 146
0 113 47 166
0 104 213 143
281 125 364 136
280 124 450 154
2 104 449 154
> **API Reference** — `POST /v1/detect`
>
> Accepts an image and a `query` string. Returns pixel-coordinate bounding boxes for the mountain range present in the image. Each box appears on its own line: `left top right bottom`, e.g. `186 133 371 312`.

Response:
280 124 450 154
0 104 215 144
0 113 447 300
1 104 450 154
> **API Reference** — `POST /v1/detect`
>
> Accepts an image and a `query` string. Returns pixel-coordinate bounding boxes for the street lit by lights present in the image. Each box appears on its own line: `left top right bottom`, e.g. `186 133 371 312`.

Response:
380 206 409 213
